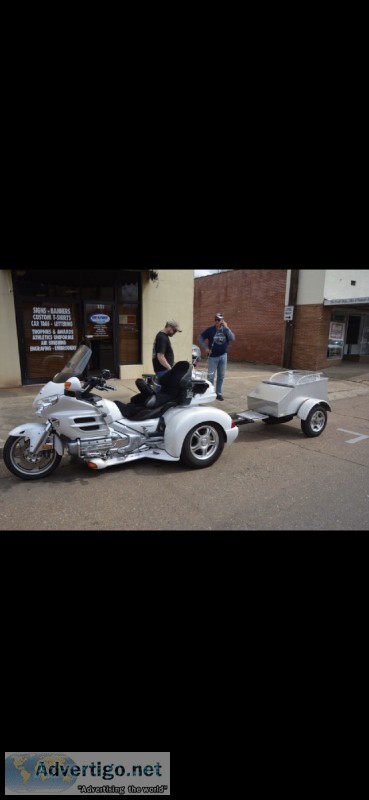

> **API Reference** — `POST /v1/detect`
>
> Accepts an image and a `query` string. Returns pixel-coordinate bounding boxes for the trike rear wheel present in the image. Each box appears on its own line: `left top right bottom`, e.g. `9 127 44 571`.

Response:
180 422 224 468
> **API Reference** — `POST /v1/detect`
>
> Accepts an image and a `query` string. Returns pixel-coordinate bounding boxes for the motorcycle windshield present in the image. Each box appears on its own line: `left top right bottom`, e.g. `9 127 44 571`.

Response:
52 344 92 383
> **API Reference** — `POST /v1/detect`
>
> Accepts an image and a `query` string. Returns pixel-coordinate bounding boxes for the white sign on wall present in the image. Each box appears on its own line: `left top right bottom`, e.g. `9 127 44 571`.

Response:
324 296 369 305
284 306 294 321
329 322 345 341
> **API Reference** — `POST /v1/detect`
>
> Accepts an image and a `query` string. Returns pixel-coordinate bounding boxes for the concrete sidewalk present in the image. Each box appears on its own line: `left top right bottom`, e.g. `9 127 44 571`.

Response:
1 361 369 458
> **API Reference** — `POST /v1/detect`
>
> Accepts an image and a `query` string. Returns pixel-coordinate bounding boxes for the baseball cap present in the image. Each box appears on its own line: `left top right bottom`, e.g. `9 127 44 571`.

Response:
215 312 224 321
166 320 182 332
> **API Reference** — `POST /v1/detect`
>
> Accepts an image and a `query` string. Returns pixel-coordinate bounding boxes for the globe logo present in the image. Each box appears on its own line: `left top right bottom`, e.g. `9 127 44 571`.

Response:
89 314 110 324
5 753 78 793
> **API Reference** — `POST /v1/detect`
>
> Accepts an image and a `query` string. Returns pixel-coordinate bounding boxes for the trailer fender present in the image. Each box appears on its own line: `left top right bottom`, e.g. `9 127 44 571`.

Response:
9 423 64 455
297 399 331 421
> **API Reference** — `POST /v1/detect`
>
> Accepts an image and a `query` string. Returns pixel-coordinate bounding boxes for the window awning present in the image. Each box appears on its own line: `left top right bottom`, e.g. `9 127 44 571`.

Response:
324 297 369 305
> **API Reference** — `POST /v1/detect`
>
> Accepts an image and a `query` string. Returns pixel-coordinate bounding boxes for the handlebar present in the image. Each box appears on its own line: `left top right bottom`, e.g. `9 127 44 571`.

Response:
81 376 116 393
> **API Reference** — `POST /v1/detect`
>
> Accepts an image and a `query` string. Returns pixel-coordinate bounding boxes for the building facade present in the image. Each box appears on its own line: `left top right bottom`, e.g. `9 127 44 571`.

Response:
0 267 194 387
194 269 369 371
292 269 369 368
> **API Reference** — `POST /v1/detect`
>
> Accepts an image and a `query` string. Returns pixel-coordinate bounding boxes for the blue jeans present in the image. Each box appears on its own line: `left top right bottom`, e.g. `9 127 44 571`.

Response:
208 354 227 395
154 368 170 391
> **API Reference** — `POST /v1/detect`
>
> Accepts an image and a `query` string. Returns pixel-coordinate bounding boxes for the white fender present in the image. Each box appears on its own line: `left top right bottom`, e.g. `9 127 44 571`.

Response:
297 399 331 421
9 423 64 455
164 406 237 458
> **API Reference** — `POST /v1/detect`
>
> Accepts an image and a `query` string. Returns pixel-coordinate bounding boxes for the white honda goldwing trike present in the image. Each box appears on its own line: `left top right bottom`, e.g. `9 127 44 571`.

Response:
3 345 239 480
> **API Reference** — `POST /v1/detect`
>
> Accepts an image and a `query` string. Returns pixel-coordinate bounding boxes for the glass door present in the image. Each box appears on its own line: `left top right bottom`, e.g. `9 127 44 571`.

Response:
344 314 362 359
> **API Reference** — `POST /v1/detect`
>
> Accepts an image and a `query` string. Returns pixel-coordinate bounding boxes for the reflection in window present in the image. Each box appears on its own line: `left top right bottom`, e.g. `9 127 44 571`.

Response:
327 341 343 358
327 313 345 358
118 273 139 303
48 285 79 296
117 273 141 364
360 316 369 355
80 285 114 300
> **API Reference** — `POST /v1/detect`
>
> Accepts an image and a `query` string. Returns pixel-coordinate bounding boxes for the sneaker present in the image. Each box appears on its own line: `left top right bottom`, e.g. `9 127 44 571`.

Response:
216 393 224 400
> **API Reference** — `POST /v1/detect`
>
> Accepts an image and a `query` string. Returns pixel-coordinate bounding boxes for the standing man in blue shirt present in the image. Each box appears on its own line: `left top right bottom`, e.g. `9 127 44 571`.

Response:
198 313 236 400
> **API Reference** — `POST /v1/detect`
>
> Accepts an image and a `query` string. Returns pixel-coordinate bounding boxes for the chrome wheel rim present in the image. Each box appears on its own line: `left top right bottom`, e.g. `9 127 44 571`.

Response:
10 438 58 476
189 425 219 461
310 409 326 433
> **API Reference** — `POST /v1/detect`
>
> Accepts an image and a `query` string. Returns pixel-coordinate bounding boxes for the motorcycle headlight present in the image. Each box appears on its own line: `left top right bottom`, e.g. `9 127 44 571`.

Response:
35 395 59 411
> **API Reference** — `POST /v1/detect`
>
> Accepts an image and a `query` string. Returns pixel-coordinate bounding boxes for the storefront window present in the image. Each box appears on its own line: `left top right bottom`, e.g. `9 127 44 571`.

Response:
118 280 139 303
22 301 81 379
13 269 142 382
118 273 140 364
48 285 79 297
80 285 114 300
327 314 345 359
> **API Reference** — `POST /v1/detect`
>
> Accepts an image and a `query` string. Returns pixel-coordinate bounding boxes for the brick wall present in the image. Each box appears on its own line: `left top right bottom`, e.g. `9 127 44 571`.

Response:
291 305 331 370
194 271 369 369
194 270 287 365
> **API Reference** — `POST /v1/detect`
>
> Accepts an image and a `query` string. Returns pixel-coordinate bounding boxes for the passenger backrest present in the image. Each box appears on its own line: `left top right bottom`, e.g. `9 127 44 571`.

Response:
159 361 192 390
159 361 193 405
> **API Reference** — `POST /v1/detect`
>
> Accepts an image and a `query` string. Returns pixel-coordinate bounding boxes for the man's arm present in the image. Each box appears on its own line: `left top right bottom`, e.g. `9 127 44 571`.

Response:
225 326 235 341
198 329 210 352
157 352 172 370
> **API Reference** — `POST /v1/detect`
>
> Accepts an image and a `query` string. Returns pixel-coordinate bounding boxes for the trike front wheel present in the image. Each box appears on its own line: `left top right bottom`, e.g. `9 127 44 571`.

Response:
3 435 62 479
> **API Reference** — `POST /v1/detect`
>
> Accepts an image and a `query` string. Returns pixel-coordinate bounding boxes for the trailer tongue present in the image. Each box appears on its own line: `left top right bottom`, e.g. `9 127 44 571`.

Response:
233 410 270 423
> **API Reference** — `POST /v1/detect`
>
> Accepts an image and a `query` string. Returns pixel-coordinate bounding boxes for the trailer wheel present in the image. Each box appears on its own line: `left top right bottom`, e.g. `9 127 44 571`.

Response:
180 422 224 468
300 406 328 437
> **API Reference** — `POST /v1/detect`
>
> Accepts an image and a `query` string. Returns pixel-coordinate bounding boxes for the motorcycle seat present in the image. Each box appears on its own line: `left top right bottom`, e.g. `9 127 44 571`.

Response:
113 361 194 421
114 397 179 421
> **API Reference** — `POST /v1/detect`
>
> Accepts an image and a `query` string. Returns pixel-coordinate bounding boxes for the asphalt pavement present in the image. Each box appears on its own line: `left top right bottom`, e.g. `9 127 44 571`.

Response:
1 360 369 459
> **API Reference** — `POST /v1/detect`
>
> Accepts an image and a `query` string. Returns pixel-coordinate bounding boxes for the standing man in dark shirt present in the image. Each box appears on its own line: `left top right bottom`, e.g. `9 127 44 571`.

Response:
198 312 235 400
152 319 182 378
